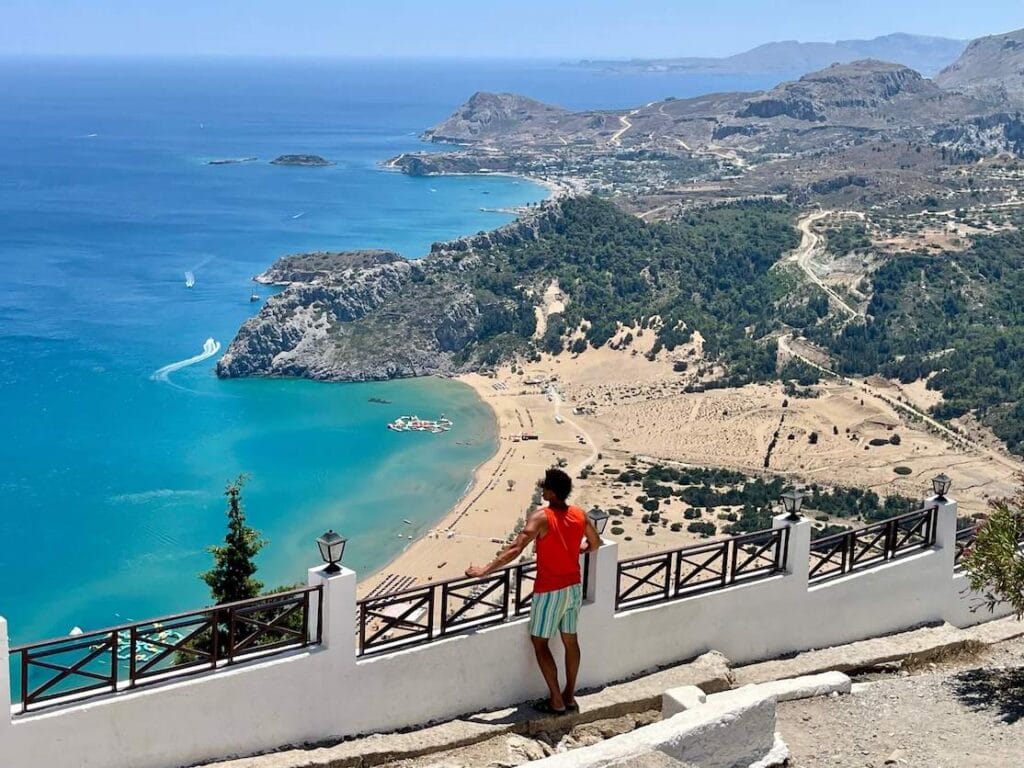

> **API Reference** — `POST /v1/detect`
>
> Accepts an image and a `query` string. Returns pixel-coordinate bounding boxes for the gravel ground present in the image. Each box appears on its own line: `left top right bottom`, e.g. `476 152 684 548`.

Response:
778 638 1024 768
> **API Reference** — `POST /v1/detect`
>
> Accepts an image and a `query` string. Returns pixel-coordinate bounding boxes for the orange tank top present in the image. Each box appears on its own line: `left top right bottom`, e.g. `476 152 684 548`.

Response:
534 505 586 593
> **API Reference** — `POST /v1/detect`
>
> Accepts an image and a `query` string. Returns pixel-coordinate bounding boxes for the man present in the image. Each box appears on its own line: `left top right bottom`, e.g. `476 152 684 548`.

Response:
466 468 601 715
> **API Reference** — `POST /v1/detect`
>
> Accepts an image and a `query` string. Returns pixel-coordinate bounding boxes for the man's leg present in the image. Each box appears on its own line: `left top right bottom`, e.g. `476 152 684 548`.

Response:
529 589 566 710
560 632 580 706
531 635 565 710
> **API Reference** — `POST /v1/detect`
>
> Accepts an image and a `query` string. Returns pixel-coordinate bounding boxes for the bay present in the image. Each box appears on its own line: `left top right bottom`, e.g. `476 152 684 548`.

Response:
0 57 778 645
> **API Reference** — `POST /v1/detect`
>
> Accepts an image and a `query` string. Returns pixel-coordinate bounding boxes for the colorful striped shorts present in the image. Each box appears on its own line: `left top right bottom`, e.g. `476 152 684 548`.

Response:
528 583 582 638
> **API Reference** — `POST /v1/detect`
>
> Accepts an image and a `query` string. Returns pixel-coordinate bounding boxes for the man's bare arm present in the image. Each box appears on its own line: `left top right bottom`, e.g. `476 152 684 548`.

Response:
580 516 602 553
466 510 545 578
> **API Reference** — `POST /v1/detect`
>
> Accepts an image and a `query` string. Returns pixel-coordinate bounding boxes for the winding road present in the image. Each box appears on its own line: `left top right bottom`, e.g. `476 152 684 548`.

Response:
789 210 860 319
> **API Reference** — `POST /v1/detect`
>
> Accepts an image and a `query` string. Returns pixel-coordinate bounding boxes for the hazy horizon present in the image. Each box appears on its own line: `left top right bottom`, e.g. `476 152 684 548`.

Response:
1 1 1021 59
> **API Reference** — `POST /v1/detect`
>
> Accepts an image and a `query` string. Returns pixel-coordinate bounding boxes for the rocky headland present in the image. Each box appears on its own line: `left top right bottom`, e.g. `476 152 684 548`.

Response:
215 212 555 382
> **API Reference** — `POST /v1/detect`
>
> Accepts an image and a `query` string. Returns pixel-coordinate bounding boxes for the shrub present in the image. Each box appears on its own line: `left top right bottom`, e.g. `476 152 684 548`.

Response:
687 521 716 537
610 526 625 535
670 522 683 532
869 438 889 447
641 514 650 524
962 477 1024 618
890 433 902 446
893 466 913 476
642 498 661 512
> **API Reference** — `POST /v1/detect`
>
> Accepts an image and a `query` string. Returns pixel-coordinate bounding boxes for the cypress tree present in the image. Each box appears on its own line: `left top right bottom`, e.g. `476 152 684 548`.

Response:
202 476 266 604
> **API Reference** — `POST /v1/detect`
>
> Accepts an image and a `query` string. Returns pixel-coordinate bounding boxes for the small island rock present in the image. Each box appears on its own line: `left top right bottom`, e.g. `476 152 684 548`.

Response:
270 154 333 167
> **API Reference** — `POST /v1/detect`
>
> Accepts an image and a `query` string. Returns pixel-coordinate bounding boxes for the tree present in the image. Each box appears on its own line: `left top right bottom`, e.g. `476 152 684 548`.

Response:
963 477 1024 619
202 476 267 605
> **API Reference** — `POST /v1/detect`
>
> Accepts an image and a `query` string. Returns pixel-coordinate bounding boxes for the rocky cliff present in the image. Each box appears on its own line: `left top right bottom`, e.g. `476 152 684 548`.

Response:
215 209 554 382
423 92 569 144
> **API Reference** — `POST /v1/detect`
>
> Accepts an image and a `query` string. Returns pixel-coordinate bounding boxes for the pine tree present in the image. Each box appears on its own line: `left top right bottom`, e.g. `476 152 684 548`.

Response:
202 476 266 604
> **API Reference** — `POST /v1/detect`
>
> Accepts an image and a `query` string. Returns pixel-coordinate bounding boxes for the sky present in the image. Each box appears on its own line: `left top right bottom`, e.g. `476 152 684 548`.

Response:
0 0 1022 58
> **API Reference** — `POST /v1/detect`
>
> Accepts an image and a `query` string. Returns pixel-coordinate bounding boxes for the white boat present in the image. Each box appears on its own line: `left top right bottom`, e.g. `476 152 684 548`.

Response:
249 293 261 302
184 271 195 288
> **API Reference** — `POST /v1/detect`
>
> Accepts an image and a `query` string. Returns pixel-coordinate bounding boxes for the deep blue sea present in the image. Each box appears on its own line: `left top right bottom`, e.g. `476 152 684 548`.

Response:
0 57 778 646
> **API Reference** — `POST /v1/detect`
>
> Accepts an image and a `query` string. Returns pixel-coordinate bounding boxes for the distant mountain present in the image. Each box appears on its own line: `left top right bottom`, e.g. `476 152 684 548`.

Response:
578 33 967 78
936 27 1024 101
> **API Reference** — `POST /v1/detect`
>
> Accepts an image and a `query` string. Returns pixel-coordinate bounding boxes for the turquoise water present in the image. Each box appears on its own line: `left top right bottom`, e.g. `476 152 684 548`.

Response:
0 58 779 646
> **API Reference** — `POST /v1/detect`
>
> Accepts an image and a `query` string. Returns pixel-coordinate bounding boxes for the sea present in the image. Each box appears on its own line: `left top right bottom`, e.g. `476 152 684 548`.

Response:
0 57 778 646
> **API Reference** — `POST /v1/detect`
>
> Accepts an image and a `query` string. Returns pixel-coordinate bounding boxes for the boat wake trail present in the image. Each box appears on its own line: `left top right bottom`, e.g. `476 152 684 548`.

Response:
151 338 221 382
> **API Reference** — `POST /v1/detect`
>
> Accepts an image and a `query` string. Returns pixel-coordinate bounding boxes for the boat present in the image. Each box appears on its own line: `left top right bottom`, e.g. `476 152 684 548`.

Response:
184 271 195 288
249 293 261 302
386 414 453 433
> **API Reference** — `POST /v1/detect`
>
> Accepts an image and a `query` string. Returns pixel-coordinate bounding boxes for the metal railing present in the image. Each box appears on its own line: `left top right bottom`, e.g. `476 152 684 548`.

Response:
808 507 937 584
10 585 322 714
357 559 561 657
954 524 977 571
615 527 789 611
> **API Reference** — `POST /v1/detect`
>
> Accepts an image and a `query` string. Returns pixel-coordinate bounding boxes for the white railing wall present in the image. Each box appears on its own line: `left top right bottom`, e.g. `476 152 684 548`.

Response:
0 495 1012 768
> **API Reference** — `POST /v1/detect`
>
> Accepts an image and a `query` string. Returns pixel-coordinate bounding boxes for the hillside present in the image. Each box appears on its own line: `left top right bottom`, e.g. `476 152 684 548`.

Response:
936 27 1024 102
579 33 966 78
217 197 798 384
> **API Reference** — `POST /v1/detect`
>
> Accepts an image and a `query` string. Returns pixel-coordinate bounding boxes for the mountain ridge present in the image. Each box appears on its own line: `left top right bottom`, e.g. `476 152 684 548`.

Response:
577 32 967 78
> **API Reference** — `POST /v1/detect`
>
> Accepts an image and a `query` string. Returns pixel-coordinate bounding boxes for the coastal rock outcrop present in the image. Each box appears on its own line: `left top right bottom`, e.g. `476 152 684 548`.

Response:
216 207 558 382
270 154 333 166
423 92 569 144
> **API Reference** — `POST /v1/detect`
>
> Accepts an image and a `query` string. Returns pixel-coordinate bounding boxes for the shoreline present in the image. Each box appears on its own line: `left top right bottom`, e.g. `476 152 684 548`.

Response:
355 375 504 592
379 155 585 204
356 367 594 599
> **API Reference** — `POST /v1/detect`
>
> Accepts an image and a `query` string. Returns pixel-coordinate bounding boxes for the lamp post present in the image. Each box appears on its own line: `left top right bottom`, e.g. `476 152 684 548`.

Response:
587 508 610 535
932 473 953 502
317 529 347 574
781 488 804 522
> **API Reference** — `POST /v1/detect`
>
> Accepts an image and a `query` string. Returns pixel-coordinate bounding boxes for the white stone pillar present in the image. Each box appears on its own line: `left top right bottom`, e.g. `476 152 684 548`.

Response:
579 538 619 688
929 494 959 579
307 566 357 655
0 616 11 741
773 514 811 592
587 537 619 614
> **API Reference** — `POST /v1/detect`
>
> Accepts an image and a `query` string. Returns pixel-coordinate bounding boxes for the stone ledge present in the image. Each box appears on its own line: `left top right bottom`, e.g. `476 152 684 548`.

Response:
200 652 733 768
732 623 977 686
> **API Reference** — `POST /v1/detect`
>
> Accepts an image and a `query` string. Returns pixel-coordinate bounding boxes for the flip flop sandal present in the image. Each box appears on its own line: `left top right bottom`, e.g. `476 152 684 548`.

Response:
533 699 568 716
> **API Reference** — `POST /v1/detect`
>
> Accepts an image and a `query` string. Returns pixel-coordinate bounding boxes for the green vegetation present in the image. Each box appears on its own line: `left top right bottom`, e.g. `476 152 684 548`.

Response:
463 196 799 385
824 222 871 255
815 228 1024 455
962 479 1024 619
202 476 266 604
615 463 919 538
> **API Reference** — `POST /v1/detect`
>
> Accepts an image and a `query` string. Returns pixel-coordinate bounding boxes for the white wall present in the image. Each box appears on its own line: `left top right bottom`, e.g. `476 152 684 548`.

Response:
0 495 1013 768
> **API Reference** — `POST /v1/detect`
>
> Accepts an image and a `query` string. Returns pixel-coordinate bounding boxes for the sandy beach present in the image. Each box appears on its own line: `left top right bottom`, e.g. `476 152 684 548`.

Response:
358 328 1020 600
